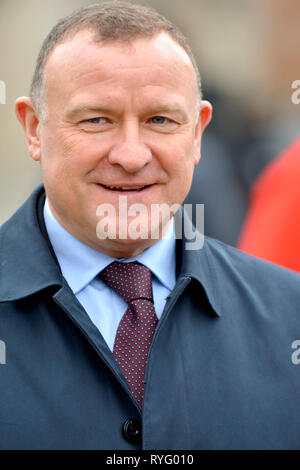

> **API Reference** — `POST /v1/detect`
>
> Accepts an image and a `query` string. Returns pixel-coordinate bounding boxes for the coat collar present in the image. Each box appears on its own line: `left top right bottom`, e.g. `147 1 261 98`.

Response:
174 208 221 317
0 186 220 317
0 185 63 301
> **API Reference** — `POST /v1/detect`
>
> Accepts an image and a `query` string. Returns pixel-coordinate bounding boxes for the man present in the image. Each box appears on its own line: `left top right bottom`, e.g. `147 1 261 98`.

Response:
1 1 300 450
238 136 300 272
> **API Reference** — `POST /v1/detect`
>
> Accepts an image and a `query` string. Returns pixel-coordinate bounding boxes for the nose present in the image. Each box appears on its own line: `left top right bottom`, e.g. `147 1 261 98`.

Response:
108 121 152 173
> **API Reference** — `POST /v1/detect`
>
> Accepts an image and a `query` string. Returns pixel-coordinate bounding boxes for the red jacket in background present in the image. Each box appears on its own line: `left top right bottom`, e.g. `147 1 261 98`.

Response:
238 137 300 272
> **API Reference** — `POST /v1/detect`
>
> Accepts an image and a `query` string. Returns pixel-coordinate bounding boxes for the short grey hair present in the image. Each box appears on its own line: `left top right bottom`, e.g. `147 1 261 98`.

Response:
30 1 202 118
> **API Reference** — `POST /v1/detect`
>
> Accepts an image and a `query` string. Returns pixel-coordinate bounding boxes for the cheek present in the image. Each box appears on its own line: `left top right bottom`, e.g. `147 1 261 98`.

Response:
165 144 195 177
165 144 196 196
59 130 90 161
40 127 101 174
60 131 113 170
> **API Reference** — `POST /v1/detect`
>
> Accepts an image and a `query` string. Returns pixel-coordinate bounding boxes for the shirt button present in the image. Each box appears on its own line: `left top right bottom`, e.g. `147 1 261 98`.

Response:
122 418 142 444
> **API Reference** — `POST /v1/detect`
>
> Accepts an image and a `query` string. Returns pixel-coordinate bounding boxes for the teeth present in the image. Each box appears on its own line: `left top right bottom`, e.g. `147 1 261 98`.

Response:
105 185 146 190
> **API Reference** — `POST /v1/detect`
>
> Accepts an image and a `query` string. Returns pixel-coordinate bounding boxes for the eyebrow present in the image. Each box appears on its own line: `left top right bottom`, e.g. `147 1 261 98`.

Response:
66 103 189 120
66 105 114 120
146 104 188 118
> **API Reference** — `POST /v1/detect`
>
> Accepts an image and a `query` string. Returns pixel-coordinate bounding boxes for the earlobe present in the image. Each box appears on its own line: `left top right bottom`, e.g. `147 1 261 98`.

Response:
15 97 41 162
194 152 201 166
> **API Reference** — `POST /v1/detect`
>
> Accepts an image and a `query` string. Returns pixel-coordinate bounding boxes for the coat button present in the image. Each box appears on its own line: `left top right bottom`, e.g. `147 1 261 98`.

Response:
122 418 142 444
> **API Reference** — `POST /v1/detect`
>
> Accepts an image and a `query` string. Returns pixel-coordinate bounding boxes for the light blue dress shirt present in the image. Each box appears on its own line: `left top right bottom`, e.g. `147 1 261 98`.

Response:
43 199 176 351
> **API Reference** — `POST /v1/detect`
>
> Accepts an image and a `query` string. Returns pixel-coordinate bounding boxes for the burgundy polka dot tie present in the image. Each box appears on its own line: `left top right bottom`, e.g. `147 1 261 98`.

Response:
99 262 158 408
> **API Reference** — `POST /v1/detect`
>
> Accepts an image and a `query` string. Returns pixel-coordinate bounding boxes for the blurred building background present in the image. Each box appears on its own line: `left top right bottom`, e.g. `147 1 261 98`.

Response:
0 0 300 245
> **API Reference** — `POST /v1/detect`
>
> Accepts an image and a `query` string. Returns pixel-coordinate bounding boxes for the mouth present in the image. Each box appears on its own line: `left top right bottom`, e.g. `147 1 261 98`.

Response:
99 184 153 192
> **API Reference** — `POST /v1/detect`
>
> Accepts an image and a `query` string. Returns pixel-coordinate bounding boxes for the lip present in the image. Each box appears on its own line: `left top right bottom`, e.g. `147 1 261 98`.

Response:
97 183 155 193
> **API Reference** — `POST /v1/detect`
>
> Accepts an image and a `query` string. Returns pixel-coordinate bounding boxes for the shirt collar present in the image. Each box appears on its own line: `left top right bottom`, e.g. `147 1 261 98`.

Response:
44 198 176 295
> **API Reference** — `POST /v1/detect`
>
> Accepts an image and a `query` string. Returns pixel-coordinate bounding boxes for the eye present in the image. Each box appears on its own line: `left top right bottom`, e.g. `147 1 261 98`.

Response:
86 117 108 124
79 116 113 132
150 116 169 125
147 115 180 133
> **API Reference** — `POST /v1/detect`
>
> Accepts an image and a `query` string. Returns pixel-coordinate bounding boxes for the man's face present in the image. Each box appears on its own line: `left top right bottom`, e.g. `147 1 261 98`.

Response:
21 31 211 257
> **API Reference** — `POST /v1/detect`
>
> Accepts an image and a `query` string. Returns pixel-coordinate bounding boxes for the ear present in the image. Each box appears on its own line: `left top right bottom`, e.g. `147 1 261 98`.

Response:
15 97 42 162
193 100 213 165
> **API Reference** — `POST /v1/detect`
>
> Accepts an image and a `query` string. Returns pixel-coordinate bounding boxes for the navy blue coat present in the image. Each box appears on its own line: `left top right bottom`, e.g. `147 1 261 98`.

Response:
1 185 300 449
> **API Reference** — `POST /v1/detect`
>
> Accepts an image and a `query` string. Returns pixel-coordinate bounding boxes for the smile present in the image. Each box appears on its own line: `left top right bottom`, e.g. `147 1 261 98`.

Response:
101 184 152 192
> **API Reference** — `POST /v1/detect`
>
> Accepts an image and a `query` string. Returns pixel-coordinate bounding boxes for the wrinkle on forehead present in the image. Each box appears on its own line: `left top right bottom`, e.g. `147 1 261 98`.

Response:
43 30 199 118
45 29 197 86
47 29 194 69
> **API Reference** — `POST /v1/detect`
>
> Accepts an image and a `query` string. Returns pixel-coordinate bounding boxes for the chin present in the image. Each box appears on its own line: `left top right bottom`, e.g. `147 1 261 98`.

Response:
96 237 156 259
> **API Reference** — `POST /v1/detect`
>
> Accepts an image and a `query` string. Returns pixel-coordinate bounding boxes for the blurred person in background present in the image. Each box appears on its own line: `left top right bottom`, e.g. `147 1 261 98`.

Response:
238 137 300 272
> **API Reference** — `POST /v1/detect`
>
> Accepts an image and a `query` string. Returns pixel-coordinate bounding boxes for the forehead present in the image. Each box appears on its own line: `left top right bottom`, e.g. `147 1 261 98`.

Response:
43 30 198 111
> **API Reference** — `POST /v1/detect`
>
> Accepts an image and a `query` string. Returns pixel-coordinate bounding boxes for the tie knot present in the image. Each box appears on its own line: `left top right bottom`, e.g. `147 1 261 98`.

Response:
99 261 153 304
